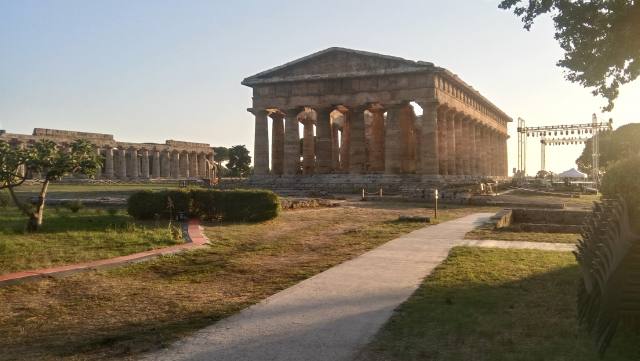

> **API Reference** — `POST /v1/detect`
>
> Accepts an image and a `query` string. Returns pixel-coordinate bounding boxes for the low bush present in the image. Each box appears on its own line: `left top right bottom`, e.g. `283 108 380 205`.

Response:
601 155 640 229
127 189 279 222
127 190 190 220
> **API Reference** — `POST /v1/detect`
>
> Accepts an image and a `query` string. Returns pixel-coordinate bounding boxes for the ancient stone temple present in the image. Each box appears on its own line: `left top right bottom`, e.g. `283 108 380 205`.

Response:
0 128 216 182
242 47 510 191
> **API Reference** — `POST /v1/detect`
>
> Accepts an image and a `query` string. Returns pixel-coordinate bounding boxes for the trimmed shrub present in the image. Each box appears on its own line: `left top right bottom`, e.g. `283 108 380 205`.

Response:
207 189 279 222
127 189 279 222
601 155 640 230
190 189 224 220
127 190 190 220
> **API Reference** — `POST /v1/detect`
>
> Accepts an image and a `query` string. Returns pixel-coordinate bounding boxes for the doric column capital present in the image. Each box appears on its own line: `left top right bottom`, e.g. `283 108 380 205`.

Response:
247 108 268 117
268 111 285 120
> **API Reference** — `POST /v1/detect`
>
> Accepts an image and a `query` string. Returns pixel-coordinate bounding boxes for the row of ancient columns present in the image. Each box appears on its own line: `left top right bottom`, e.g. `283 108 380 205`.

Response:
252 102 508 177
436 108 508 177
99 147 215 180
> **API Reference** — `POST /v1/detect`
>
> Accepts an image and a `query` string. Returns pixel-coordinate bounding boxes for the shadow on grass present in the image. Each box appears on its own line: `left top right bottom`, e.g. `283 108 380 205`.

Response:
0 207 160 234
357 249 640 361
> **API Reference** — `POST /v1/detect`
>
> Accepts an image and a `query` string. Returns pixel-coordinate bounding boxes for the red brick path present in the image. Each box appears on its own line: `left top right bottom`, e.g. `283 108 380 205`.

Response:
0 219 208 286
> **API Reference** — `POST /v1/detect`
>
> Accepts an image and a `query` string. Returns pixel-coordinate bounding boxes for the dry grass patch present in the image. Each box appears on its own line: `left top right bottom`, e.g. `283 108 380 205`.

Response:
465 225 579 244
0 202 494 361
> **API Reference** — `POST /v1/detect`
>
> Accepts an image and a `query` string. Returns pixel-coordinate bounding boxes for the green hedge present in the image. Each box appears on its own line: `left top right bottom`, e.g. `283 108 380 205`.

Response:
601 155 640 230
127 190 191 220
127 189 279 222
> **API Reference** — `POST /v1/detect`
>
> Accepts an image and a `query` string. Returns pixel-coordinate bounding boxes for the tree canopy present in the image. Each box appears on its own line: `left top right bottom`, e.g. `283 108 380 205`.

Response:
576 123 640 174
226 145 252 177
499 0 640 111
213 146 229 163
0 139 101 230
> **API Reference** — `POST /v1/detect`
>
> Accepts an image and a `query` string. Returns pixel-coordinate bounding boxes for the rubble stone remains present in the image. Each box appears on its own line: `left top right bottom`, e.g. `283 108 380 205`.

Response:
242 47 511 191
0 128 216 181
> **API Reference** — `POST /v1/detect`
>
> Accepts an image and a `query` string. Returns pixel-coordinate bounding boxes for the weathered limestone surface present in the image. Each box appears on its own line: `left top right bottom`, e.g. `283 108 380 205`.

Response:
0 128 217 181
241 47 510 189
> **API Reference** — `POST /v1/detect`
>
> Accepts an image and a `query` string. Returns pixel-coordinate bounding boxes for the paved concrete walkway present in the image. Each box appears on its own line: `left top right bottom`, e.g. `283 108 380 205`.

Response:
143 213 493 361
0 219 208 287
464 239 576 252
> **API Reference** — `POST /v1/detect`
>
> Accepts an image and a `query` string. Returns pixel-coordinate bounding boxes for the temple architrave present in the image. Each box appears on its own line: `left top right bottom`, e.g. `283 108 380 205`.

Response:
0 128 216 181
242 47 511 191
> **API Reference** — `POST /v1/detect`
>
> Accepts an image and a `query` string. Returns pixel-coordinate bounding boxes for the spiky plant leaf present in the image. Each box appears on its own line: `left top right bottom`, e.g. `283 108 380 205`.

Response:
575 197 640 355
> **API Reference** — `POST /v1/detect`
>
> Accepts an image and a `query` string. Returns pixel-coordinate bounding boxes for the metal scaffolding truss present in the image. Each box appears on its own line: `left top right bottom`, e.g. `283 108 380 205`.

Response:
516 114 613 185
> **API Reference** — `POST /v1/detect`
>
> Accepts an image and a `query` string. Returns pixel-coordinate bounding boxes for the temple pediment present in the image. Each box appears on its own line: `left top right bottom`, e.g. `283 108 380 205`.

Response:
242 47 433 86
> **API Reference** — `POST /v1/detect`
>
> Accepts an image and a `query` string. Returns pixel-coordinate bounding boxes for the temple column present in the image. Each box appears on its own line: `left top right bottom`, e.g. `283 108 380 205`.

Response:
152 150 161 178
180 152 190 178
252 109 269 176
446 110 456 175
417 100 439 175
437 108 448 175
348 106 367 174
489 129 496 176
400 104 416 173
141 149 150 178
118 149 127 179
283 109 300 176
384 104 403 174
461 117 472 175
503 134 509 177
481 127 490 176
369 108 385 172
315 108 332 174
302 118 315 175
130 148 139 178
207 153 216 179
270 112 285 175
198 153 206 178
160 150 170 178
470 122 479 176
331 119 340 171
455 114 464 175
104 148 114 179
171 151 180 178
190 151 198 177
339 113 350 172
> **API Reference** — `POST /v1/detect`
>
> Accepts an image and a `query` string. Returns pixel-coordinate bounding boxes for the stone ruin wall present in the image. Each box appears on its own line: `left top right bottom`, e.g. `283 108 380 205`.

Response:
0 128 217 182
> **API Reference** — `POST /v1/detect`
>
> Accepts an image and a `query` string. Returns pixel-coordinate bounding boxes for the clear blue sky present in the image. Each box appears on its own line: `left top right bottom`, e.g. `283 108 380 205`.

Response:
1 0 638 174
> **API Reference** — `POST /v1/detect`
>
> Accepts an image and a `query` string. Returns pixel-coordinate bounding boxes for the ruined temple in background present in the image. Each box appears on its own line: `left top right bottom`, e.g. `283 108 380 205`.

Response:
241 47 511 192
0 128 216 182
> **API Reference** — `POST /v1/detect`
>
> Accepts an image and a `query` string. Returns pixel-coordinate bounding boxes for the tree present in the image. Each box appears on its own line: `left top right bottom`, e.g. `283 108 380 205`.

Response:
576 123 640 174
499 0 640 111
535 169 553 180
601 154 640 229
226 145 252 177
213 146 230 177
213 146 229 163
0 139 101 231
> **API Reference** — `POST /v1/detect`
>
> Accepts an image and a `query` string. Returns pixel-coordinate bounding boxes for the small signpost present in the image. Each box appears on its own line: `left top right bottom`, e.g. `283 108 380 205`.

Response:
434 189 439 219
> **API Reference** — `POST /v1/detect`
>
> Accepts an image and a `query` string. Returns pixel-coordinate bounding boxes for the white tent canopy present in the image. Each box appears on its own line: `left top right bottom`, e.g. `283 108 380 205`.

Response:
558 168 588 179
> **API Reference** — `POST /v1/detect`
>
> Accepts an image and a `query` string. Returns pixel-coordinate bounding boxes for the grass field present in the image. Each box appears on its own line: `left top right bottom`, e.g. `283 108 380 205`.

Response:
0 207 182 273
0 203 494 361
356 247 639 361
465 225 579 243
